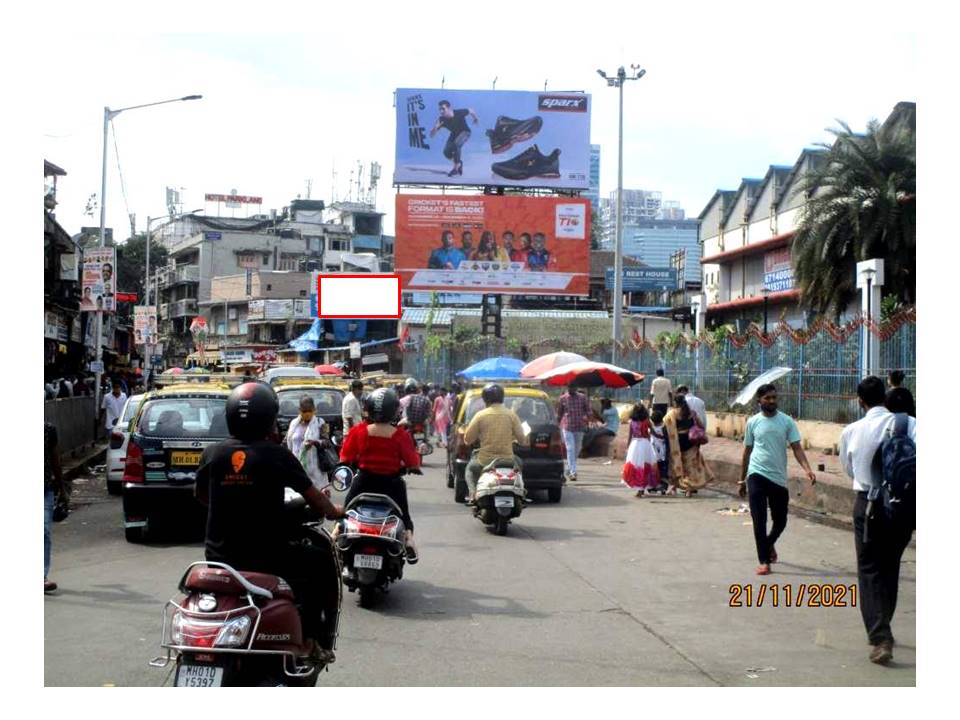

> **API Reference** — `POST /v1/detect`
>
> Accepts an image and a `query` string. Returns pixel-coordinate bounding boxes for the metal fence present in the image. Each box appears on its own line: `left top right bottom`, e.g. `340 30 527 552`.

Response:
44 397 103 458
403 319 916 423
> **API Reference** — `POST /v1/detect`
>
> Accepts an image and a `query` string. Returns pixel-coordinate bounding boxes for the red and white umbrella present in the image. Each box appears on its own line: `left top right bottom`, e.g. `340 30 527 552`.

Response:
520 351 588 378
536 360 645 389
314 364 345 376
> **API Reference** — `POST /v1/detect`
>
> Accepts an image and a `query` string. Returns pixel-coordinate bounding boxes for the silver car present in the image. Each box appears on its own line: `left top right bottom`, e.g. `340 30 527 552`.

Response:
106 394 144 495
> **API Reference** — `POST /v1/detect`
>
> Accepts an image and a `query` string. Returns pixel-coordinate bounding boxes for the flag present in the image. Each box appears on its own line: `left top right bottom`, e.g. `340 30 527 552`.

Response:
398 322 410 350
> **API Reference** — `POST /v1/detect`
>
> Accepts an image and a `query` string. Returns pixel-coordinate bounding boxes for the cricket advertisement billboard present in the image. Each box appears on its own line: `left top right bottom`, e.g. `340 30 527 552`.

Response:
80 247 116 313
395 195 590 296
395 88 591 190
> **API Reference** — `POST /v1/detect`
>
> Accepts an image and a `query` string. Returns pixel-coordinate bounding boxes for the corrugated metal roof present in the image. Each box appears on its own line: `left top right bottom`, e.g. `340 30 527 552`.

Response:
401 307 609 326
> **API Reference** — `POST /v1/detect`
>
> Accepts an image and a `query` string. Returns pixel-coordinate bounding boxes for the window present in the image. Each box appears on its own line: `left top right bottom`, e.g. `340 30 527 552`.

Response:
237 254 259 269
137 397 228 438
263 255 269 265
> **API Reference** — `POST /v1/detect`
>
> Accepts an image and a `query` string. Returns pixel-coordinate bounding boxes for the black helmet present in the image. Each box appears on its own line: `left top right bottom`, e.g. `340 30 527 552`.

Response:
363 387 400 423
226 382 278 441
481 383 505 406
403 378 419 394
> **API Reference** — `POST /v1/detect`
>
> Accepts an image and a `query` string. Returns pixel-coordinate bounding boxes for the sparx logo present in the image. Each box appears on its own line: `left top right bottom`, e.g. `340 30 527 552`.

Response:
231 450 247 473
538 95 588 112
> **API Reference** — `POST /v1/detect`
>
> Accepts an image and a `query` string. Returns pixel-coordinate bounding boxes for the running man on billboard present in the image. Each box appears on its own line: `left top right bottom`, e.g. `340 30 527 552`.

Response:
430 101 479 177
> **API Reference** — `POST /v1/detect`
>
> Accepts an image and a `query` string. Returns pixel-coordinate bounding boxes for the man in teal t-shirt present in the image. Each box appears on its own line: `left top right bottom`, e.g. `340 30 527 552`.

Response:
739 383 817 575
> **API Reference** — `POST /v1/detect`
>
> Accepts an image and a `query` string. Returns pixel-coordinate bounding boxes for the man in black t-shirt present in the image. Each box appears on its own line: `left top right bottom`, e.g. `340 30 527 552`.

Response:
430 100 479 177
195 383 344 661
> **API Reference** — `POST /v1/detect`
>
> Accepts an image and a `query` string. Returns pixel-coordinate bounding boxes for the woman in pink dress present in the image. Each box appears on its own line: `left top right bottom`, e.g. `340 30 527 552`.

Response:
432 387 451 448
621 404 661 497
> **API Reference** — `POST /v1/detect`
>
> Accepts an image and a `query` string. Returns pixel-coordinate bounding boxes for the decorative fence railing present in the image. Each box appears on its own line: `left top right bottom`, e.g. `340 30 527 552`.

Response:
402 307 915 424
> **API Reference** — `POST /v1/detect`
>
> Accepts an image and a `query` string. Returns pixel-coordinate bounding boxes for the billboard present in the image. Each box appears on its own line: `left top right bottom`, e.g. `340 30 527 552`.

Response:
395 88 591 189
763 247 794 292
81 247 116 313
395 195 590 296
604 267 679 292
134 306 158 346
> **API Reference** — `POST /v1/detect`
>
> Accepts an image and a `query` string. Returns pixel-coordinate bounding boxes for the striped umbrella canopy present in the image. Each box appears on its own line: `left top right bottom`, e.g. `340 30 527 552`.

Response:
520 351 588 378
536 360 645 389
314 364 346 376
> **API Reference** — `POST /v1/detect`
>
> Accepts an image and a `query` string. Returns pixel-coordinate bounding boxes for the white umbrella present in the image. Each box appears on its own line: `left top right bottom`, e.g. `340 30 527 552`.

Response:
731 367 792 408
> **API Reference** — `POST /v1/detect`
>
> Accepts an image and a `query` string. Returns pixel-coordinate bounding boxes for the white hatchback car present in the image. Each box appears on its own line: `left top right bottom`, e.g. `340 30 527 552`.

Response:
106 394 144 495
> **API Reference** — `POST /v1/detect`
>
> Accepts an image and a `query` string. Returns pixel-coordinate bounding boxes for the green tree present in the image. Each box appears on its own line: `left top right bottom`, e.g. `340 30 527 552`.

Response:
792 107 915 317
117 233 167 304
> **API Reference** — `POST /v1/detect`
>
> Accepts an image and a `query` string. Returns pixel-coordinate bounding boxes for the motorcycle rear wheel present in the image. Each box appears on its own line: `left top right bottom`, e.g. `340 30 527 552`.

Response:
358 585 378 608
494 515 509 536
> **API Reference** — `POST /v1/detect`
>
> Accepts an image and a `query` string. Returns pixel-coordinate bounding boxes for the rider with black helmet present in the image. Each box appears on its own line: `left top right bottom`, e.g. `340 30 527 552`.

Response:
338 388 422 563
462 383 528 504
195 382 344 663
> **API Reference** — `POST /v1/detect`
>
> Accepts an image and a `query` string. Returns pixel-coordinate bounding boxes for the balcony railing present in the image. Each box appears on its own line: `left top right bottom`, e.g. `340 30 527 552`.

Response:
158 265 200 289
168 298 198 318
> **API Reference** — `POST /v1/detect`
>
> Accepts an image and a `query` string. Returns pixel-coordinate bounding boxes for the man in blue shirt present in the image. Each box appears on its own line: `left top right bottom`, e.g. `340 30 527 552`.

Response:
427 230 466 270
739 383 817 575
526 233 550 272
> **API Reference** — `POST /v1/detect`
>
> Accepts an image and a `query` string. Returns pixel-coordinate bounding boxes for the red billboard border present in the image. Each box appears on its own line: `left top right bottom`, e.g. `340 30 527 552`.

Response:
316 274 402 319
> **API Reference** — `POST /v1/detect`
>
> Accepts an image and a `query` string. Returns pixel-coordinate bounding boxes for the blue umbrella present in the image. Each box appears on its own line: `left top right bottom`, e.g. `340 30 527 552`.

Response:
456 356 525 380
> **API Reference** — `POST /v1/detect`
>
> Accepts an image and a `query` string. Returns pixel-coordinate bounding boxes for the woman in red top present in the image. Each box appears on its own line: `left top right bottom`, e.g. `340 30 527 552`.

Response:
339 388 421 562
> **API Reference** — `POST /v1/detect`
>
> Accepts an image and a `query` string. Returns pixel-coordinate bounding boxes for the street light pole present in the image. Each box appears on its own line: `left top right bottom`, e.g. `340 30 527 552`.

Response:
598 65 645 366
92 94 202 412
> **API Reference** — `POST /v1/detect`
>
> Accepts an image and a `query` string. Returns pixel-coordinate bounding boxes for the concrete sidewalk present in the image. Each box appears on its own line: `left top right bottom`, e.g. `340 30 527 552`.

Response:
576 435 863 534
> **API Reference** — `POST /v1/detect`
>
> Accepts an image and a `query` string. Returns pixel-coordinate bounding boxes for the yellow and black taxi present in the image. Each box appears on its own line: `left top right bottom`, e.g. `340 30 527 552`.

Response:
272 378 346 439
447 384 565 504
121 384 232 543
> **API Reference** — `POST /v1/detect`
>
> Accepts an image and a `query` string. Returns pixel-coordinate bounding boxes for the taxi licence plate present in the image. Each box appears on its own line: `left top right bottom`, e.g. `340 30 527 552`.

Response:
170 450 202 466
175 664 223 687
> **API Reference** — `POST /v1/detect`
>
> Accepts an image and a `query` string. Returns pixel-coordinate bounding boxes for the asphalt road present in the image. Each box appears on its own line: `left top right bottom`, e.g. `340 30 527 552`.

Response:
44 457 916 687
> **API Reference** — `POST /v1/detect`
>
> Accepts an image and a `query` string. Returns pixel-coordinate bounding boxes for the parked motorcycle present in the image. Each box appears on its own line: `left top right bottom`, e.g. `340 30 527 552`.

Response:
472 456 526 536
149 492 341 687
331 465 415 607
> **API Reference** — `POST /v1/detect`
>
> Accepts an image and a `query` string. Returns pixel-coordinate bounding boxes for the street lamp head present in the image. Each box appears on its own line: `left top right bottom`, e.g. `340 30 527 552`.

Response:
181 95 203 101
635 69 647 79
596 69 608 79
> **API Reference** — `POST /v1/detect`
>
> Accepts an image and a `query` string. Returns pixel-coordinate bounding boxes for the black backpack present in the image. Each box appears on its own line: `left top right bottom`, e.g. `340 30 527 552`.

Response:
871 413 916 525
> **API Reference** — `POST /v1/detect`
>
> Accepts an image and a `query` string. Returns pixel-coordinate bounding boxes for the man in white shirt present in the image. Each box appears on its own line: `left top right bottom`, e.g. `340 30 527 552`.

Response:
648 369 673 418
838 375 916 666
341 379 364 435
100 379 127 432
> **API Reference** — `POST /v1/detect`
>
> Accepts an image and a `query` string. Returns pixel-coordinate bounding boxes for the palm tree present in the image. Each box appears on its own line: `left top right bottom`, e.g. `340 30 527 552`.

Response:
792 107 915 317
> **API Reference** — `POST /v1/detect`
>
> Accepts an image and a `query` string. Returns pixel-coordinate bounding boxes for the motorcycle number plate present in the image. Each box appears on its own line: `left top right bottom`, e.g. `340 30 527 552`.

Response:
494 496 515 508
354 553 384 570
175 664 223 688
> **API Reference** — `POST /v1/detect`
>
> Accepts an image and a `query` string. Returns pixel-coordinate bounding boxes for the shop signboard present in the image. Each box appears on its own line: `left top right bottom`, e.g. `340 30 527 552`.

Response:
763 247 794 292
604 267 679 292
395 88 591 189
395 195 590 296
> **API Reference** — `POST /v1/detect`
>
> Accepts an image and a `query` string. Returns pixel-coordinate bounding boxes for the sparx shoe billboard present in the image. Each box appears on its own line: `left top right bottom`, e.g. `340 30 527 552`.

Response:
395 88 591 190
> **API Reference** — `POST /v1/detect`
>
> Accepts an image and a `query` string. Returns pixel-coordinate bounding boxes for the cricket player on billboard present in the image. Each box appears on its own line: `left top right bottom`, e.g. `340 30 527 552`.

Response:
396 195 590 296
396 88 591 189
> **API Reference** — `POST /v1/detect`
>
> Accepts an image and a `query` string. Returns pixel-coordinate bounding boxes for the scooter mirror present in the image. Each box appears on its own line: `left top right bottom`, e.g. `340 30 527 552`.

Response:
331 465 354 492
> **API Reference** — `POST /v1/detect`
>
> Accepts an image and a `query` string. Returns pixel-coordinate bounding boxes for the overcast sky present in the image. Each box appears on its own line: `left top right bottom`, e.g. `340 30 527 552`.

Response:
39 3 916 239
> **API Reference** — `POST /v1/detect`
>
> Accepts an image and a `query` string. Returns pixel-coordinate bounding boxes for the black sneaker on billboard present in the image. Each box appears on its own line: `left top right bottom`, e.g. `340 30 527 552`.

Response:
491 145 560 180
485 115 543 154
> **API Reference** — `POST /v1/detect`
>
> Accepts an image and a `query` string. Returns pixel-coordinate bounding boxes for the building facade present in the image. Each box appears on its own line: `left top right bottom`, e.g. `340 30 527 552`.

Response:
598 188 686 248
622 219 701 283
584 145 601 212
697 101 915 329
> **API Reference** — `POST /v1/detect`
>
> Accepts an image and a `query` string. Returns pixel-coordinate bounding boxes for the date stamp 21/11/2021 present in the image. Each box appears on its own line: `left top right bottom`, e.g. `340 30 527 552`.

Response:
729 584 858 608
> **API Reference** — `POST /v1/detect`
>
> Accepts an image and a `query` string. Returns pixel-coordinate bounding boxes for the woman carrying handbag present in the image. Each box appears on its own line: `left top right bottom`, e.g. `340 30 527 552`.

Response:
664 396 710 497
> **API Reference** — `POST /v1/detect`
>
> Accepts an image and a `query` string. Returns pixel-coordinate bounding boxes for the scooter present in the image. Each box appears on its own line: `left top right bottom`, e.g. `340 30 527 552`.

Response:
149 492 341 687
472 456 526 536
331 465 415 607
408 423 434 457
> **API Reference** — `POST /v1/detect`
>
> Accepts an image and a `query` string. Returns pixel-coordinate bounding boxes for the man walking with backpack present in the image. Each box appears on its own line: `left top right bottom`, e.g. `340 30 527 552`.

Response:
839 376 916 665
